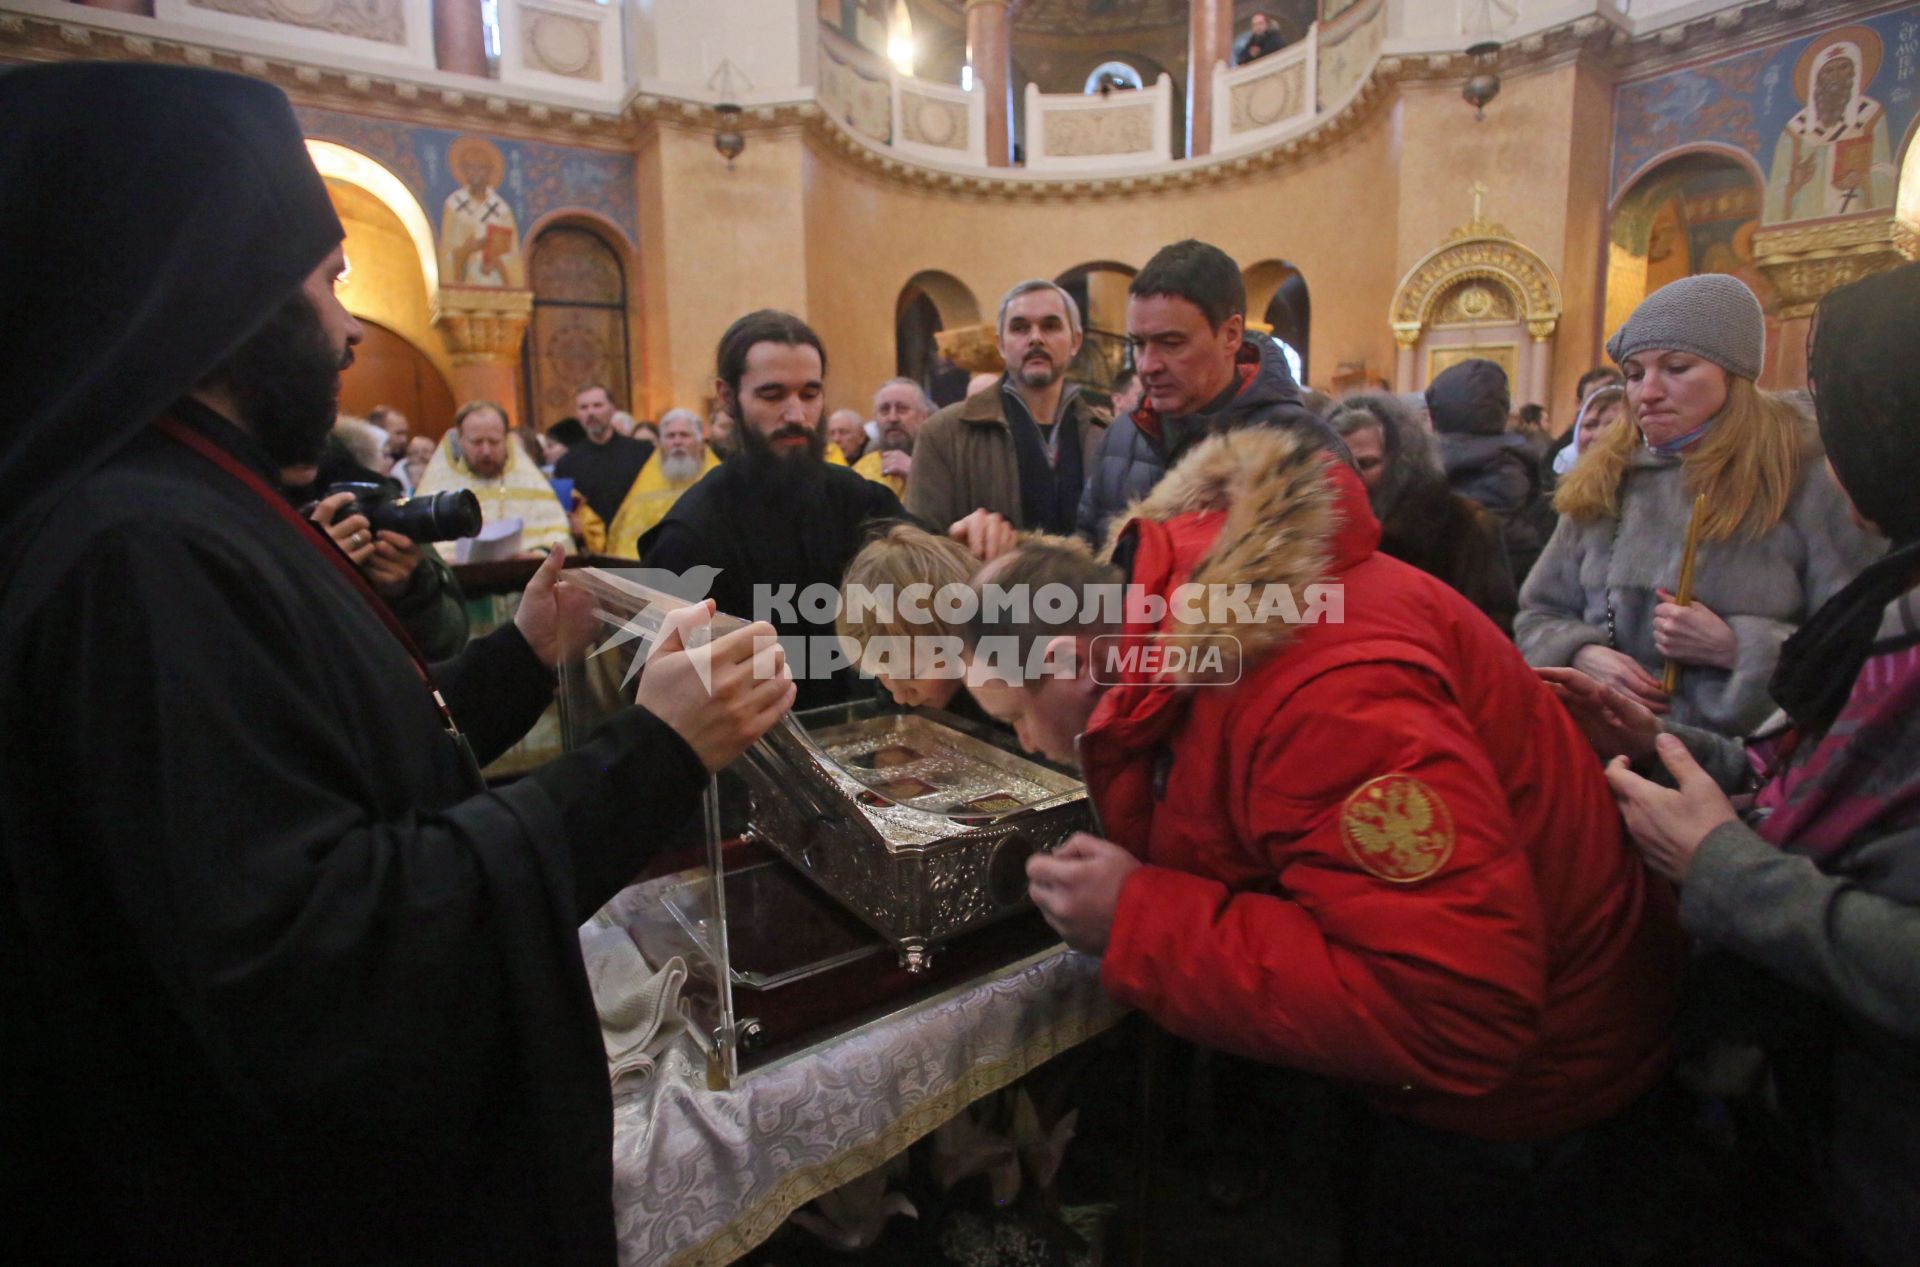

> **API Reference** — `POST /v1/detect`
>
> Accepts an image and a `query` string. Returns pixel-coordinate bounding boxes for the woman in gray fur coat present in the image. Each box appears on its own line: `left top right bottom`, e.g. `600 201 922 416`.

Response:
1545 263 1920 1267
1517 274 1881 736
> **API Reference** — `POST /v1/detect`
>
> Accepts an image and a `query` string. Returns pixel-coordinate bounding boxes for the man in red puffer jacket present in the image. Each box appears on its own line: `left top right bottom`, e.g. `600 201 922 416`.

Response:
963 425 1683 1265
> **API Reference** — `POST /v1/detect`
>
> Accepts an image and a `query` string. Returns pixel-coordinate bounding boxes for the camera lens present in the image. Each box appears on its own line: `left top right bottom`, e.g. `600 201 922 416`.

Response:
384 489 482 544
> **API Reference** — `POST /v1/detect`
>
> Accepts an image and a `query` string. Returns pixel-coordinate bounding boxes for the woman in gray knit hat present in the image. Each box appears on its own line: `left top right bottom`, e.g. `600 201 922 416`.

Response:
1517 273 1881 736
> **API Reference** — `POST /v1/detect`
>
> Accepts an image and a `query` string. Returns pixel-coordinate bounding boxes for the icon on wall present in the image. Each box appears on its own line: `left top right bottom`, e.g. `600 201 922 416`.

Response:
441 135 525 287
1764 25 1896 224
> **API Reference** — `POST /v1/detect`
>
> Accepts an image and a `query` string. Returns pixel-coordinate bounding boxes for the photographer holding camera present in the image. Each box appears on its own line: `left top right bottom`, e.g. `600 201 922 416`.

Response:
286 433 479 659
1 64 796 1264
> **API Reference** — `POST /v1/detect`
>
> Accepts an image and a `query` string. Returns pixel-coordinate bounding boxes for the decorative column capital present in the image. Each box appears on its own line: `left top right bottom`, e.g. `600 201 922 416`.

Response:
1527 318 1557 342
1391 323 1422 350
433 286 534 367
1752 214 1917 321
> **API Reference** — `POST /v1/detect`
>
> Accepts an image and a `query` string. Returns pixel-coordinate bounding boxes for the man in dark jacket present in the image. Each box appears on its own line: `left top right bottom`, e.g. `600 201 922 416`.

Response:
1426 358 1552 585
1077 239 1339 546
0 64 791 1265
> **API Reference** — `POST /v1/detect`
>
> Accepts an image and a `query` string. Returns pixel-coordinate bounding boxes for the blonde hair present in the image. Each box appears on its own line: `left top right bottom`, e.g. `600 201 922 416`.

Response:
1553 376 1810 540
837 524 979 649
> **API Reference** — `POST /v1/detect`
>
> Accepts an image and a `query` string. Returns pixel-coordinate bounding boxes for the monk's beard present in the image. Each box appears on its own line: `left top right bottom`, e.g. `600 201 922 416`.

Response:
736 418 827 498
201 290 351 468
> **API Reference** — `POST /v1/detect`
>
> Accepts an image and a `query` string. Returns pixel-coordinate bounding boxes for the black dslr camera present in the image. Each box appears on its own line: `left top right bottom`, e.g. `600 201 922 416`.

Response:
324 482 483 544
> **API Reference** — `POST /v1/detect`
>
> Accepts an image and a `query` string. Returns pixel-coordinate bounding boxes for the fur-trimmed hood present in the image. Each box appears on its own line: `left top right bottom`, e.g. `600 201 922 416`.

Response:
1103 426 1379 682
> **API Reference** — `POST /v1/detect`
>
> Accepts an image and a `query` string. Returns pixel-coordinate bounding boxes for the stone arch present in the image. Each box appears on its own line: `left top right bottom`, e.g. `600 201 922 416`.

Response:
1243 258 1310 381
1609 143 1768 216
310 141 456 412
305 140 438 293
899 269 982 329
896 270 982 386
1053 260 1136 333
1053 261 1137 389
1390 225 1562 400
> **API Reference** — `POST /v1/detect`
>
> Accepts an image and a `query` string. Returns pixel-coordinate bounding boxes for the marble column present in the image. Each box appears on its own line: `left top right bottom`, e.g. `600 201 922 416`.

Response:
1526 322 1555 408
1186 0 1232 159
966 0 1012 167
71 0 153 14
434 0 491 78
1394 331 1419 392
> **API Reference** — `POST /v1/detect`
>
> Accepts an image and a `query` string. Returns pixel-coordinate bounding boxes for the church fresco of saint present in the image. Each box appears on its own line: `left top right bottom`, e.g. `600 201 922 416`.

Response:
294 105 640 289
1605 8 1920 383
1611 9 1920 224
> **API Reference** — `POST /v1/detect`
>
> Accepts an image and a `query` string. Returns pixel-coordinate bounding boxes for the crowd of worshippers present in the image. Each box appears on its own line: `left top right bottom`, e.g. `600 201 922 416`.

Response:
7 61 1920 1267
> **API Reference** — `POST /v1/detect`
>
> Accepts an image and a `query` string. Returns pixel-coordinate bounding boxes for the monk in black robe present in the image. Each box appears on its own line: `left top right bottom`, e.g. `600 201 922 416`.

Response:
0 64 792 1264
640 310 911 710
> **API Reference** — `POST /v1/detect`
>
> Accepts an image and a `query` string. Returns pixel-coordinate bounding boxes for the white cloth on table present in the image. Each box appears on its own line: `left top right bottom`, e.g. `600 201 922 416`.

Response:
580 924 689 1084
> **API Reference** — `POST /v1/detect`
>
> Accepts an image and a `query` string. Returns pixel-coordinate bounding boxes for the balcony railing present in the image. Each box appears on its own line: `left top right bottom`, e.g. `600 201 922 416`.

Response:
814 0 1394 180
1211 25 1317 156
1023 73 1175 172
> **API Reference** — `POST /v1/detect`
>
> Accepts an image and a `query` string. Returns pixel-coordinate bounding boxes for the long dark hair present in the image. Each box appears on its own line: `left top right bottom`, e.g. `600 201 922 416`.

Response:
715 310 827 401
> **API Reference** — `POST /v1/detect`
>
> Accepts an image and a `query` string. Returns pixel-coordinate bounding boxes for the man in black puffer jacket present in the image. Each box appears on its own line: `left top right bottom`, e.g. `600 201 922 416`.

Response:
1077 240 1342 546
1427 357 1553 586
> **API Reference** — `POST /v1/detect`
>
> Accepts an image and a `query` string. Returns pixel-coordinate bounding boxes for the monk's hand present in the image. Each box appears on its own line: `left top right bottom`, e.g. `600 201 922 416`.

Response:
514 546 596 668
364 530 423 598
1026 832 1139 956
1653 589 1738 670
1605 734 1737 884
1537 665 1661 764
949 509 1019 563
636 602 795 772
310 491 377 566
1571 644 1670 714
881 450 913 480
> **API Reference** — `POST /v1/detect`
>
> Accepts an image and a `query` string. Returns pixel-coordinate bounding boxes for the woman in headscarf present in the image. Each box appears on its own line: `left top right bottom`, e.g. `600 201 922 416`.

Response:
1550 383 1626 478
1544 261 1920 1267
1328 391 1518 632
1517 274 1880 736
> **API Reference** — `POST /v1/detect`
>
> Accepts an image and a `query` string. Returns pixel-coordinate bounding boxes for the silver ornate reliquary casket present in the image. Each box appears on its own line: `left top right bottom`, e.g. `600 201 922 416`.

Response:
559 568 1090 971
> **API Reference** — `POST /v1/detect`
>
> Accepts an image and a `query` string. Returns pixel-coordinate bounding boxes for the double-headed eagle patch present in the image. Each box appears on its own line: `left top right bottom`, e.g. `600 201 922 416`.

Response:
1339 774 1455 884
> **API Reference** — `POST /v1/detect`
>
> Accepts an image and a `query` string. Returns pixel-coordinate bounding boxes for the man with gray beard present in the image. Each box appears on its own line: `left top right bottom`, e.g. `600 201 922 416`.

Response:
907 279 1110 537
605 407 720 558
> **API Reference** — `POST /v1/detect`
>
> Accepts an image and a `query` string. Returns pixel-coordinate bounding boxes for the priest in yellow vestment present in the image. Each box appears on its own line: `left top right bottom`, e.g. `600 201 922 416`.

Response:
415 402 574 560
605 409 722 559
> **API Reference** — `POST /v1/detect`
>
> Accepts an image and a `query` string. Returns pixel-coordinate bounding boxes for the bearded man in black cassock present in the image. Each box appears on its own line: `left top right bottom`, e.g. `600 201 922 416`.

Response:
639 310 912 709
0 64 794 1263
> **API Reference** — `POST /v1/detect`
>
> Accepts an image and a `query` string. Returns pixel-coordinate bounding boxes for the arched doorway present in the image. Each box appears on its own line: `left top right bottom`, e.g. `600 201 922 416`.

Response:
340 320 458 440
1606 150 1772 379
523 222 633 432
895 270 982 392
1243 259 1310 382
1054 260 1135 391
1390 220 1562 405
